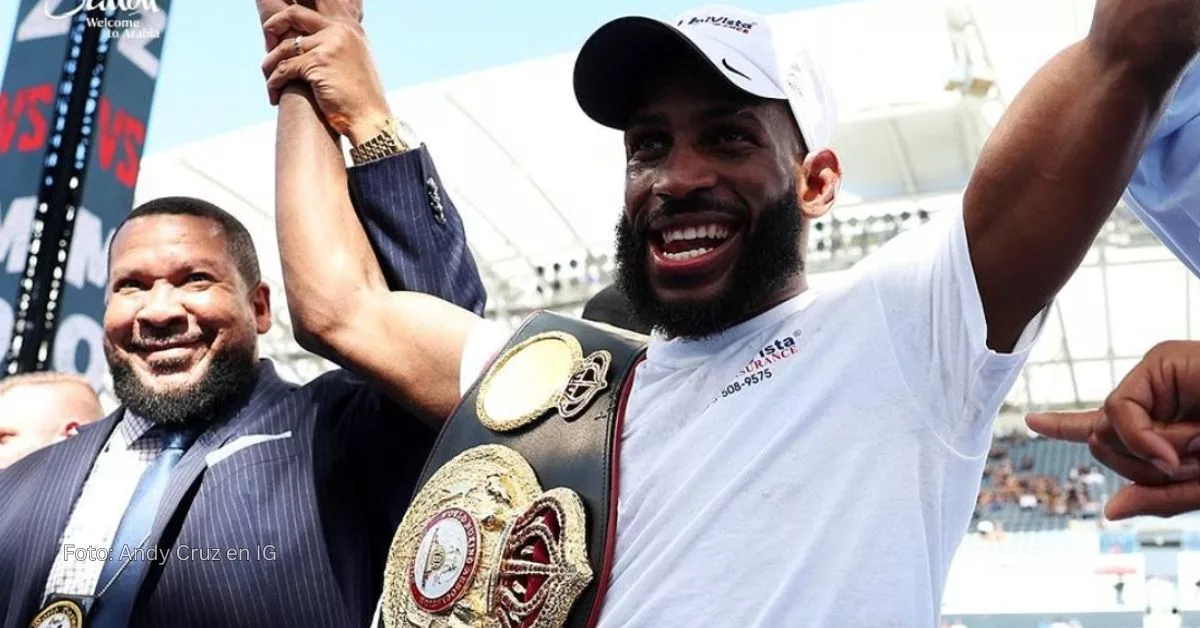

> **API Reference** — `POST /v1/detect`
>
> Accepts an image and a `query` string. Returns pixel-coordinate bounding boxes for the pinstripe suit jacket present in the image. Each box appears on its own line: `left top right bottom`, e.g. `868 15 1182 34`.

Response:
0 146 484 628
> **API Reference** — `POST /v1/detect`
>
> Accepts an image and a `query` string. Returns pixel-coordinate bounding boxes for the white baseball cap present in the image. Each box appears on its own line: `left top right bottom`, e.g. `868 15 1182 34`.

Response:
573 5 838 151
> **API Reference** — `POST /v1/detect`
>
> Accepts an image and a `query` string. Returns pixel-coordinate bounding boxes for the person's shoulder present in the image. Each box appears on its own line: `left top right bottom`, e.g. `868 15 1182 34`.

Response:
833 213 967 301
298 367 371 398
0 439 59 487
295 368 411 418
286 369 393 436
794 268 869 322
858 211 959 262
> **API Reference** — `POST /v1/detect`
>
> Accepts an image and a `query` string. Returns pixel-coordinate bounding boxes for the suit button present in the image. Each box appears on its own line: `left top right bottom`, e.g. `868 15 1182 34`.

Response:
425 177 447 225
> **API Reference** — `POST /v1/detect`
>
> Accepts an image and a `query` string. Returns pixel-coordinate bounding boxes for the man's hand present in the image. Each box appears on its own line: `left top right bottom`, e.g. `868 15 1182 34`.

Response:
1027 341 1200 519
255 0 290 32
261 1 388 144
1089 0 1200 79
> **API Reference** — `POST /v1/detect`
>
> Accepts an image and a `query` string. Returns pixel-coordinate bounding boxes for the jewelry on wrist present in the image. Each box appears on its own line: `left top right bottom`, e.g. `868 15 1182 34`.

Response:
349 117 419 165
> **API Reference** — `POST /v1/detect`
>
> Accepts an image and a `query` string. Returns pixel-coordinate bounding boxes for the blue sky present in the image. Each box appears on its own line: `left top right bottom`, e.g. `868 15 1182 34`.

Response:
0 0 841 154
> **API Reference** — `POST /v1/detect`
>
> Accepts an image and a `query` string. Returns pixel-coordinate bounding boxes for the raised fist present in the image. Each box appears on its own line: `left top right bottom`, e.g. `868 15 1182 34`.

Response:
1028 341 1200 519
259 1 389 143
1091 0 1200 81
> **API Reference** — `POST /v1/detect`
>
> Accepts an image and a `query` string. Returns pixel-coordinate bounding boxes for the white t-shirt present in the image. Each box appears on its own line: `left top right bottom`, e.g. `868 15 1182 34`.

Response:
375 209 1045 627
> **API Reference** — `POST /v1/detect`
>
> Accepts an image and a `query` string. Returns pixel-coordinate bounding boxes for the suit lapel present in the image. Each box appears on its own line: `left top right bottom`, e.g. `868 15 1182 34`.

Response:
10 361 295 624
12 411 119 620
142 361 294 564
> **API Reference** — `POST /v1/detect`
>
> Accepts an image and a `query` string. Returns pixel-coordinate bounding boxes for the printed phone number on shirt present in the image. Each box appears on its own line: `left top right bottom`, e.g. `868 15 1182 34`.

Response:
718 368 773 399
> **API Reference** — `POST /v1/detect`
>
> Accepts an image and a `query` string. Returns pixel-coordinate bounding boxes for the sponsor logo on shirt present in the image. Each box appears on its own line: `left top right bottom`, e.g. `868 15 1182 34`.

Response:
708 331 803 406
736 333 801 377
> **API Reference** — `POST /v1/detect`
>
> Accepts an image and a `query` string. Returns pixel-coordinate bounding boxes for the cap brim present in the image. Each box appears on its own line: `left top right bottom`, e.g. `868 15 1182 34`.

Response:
573 17 783 130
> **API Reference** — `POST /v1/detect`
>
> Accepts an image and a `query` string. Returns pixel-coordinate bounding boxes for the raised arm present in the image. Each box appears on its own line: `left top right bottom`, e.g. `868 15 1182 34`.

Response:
345 147 487 314
964 0 1200 351
263 3 481 422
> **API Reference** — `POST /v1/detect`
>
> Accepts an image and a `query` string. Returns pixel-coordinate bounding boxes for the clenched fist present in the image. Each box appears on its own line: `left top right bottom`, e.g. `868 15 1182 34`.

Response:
1028 341 1200 519
1090 0 1200 83
257 0 385 144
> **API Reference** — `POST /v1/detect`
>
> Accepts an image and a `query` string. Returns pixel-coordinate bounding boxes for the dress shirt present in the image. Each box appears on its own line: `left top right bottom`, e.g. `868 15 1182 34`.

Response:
40 413 217 602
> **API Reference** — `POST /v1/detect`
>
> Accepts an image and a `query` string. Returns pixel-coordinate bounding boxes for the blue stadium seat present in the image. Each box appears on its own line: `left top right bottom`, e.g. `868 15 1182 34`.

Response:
976 437 1126 532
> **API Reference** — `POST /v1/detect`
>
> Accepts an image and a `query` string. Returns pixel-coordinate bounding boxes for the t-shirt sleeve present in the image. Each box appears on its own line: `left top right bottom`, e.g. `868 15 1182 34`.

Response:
859 209 1047 454
459 319 513 397
1123 53 1200 278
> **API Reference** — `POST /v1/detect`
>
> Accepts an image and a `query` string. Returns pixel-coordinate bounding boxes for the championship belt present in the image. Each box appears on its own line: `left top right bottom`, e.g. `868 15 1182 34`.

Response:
380 311 646 628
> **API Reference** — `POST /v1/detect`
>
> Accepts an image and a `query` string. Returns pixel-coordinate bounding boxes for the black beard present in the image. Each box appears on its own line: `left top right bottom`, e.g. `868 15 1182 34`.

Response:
614 189 804 340
107 341 257 426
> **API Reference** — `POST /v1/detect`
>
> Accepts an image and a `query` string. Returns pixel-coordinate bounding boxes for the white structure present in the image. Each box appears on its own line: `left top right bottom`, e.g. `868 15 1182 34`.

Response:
131 0 1197 414
944 530 1147 614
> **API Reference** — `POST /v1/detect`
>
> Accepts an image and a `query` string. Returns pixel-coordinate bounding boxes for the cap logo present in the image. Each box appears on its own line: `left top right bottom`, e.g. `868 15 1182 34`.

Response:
721 59 751 81
679 15 756 34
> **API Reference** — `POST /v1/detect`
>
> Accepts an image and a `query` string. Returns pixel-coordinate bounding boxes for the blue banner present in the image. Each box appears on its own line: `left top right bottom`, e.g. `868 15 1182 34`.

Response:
0 0 171 389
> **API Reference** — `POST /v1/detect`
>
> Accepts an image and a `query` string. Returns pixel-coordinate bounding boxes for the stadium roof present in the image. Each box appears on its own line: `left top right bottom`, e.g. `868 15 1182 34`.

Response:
131 0 1198 413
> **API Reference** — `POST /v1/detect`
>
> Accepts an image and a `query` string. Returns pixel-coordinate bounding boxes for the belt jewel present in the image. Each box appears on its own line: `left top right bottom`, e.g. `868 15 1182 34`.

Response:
29 598 86 628
382 445 592 627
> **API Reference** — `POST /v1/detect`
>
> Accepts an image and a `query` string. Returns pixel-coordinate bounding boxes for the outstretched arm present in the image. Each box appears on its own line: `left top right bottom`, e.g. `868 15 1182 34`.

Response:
267 4 481 422
964 0 1200 351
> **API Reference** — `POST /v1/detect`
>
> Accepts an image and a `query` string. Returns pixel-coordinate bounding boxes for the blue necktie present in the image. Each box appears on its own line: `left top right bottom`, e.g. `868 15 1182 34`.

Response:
90 424 201 627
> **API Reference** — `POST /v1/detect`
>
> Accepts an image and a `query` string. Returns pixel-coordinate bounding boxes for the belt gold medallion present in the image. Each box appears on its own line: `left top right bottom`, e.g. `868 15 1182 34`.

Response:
382 446 592 627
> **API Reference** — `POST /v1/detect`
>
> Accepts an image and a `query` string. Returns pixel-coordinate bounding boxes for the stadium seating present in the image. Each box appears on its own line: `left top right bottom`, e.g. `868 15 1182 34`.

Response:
975 436 1125 532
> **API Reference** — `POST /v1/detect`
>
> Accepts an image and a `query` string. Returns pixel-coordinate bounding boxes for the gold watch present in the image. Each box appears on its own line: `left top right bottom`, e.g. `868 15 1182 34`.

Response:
349 117 419 165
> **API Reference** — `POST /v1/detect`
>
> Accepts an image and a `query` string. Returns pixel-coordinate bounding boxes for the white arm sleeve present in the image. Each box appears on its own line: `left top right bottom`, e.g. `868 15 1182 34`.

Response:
458 319 514 397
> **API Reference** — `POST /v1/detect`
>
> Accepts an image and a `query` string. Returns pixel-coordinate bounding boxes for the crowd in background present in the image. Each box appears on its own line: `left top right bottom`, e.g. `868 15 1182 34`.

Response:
975 432 1107 526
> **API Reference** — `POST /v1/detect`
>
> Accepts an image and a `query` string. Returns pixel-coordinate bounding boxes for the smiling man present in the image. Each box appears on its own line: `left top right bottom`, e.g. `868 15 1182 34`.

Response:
104 204 269 427
0 193 483 626
607 46 824 340
264 1 1200 625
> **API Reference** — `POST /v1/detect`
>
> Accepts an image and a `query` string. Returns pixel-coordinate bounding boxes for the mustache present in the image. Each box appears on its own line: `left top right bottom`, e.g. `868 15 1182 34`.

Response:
129 329 206 351
630 194 750 234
